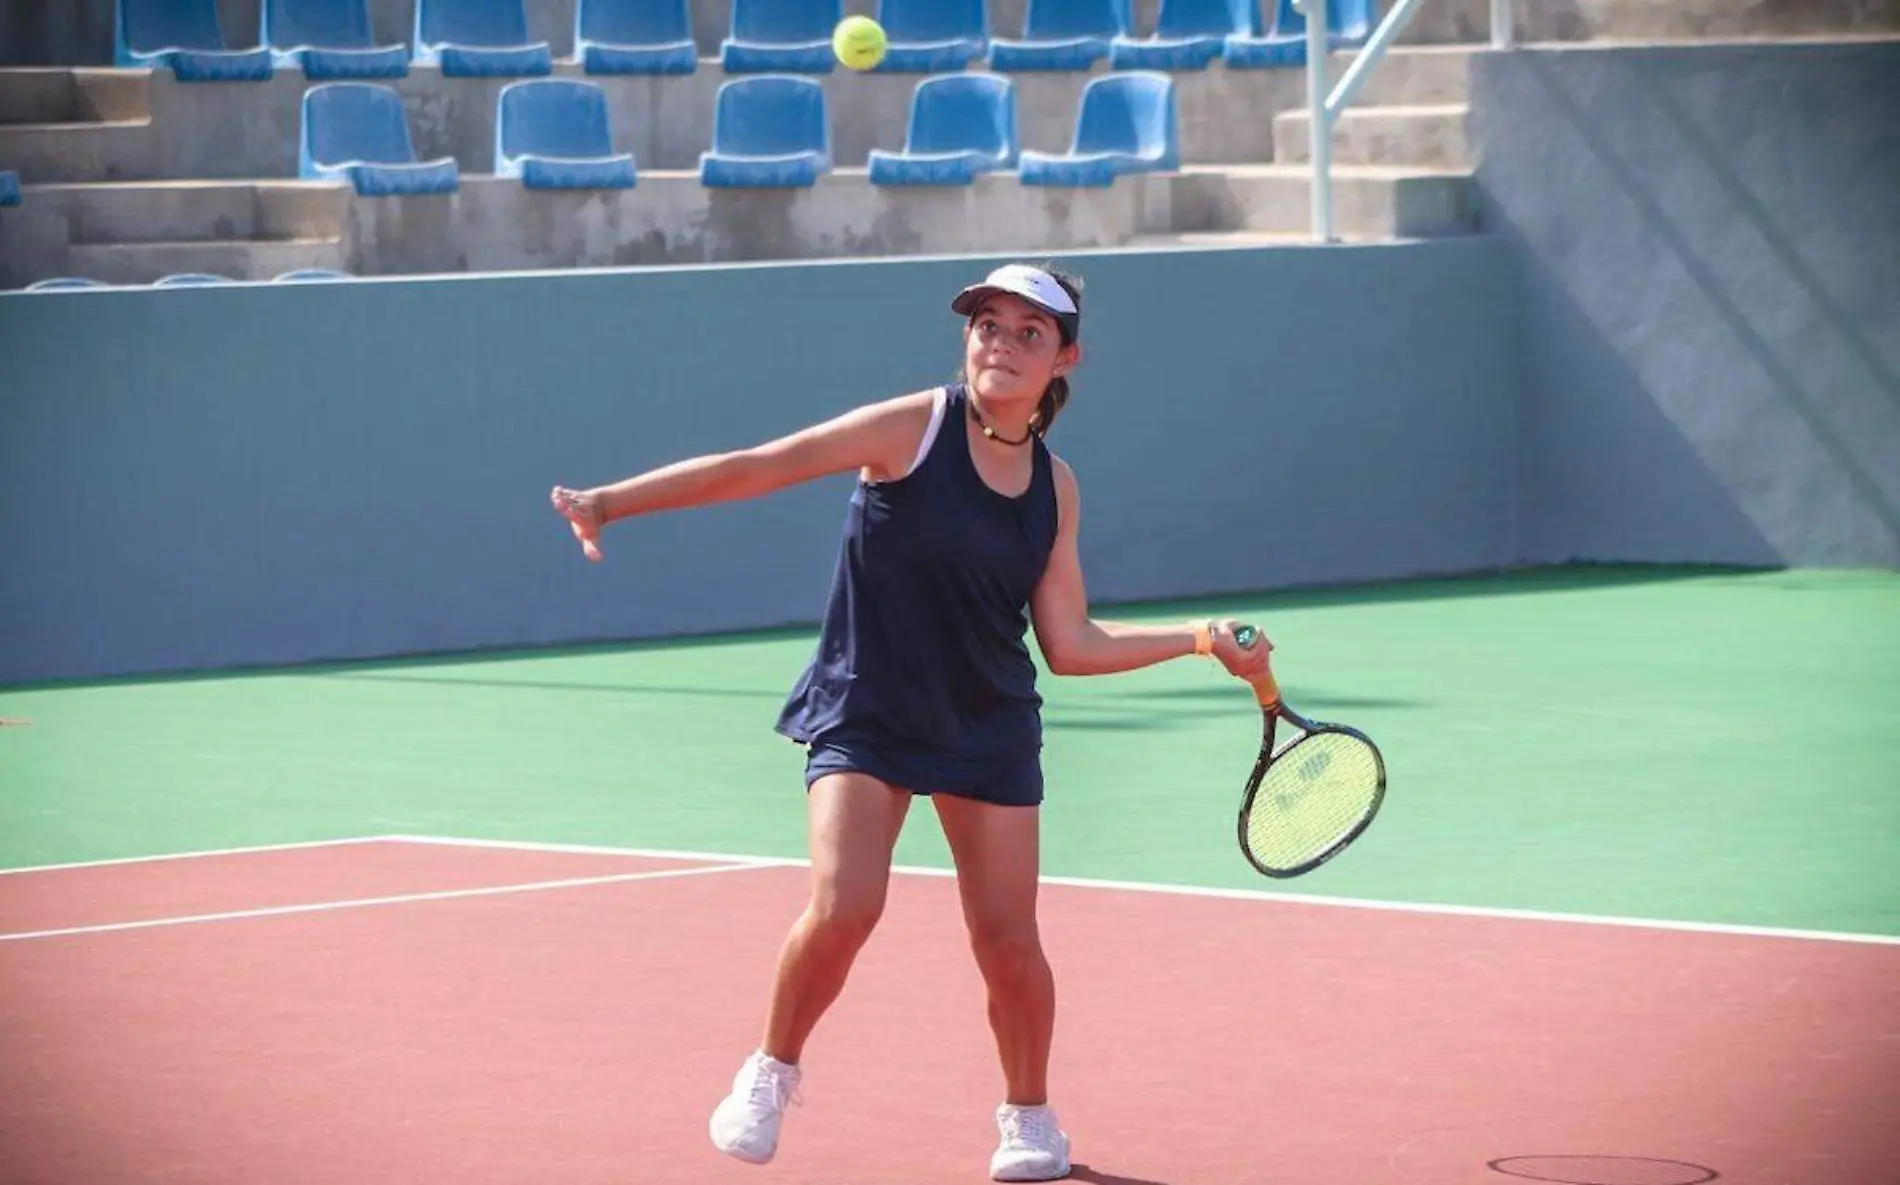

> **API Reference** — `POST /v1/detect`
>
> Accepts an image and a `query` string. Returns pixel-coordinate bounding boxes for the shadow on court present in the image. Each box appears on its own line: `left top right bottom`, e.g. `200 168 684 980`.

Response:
313 672 785 699
1046 688 1423 732
313 674 1427 729
1042 715 1189 733
1096 686 1427 710
1487 1153 1720 1184
1070 1164 1175 1185
1092 564 1777 622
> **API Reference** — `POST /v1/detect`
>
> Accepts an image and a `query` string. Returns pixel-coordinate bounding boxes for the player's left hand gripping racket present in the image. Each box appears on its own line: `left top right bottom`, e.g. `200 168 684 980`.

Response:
1230 624 1387 878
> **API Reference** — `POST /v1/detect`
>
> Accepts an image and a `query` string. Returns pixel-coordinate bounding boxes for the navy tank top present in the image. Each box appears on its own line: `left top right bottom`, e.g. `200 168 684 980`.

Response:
776 384 1060 770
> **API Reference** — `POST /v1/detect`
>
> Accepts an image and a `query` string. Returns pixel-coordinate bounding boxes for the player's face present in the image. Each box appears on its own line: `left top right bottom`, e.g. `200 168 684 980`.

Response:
964 295 1076 408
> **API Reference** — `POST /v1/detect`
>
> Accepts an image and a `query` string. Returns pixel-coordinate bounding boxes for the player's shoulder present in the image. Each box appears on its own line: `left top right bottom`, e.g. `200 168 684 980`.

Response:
886 386 949 410
829 387 944 443
838 388 949 483
848 386 946 433
1044 448 1081 525
1045 448 1079 493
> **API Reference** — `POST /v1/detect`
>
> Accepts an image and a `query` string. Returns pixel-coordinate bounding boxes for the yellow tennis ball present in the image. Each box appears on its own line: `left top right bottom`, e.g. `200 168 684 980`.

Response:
832 15 887 71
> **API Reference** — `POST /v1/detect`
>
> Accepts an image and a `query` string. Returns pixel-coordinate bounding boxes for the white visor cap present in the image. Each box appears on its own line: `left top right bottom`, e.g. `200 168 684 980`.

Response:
951 265 1080 339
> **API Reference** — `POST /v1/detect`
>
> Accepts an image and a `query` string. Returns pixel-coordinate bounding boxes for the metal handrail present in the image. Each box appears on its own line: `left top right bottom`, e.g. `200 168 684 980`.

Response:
1301 0 1516 242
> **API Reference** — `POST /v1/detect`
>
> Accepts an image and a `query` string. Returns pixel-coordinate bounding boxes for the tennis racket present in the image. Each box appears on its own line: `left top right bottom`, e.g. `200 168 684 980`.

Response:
1230 624 1386 878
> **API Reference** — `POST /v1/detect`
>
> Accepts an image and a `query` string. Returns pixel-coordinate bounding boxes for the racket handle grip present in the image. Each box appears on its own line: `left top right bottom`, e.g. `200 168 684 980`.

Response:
1233 624 1281 708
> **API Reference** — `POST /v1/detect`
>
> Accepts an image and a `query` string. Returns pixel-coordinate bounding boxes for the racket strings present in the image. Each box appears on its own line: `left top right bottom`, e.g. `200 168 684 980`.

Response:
1242 731 1382 871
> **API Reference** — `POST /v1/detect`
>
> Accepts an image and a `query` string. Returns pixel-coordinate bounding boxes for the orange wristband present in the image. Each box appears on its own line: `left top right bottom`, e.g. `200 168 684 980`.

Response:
1192 621 1214 656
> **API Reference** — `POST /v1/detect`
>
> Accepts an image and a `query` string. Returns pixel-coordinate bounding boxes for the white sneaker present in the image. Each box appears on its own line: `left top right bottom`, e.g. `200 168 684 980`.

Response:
990 1103 1072 1181
709 1051 802 1165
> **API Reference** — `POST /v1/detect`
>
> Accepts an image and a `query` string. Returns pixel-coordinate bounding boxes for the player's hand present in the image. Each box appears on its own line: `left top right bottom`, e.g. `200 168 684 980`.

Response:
1211 618 1270 682
550 485 604 562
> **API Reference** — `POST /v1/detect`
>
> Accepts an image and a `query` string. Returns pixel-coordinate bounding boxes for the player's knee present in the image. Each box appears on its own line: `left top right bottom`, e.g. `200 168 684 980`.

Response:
809 885 885 950
967 917 1046 986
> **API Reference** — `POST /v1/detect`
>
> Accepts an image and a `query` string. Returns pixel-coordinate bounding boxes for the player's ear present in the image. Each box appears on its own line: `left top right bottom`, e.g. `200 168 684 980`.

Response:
1054 342 1083 376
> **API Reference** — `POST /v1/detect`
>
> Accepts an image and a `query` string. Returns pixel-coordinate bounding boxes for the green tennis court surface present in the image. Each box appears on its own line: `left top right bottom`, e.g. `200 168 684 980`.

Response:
4 565 1897 936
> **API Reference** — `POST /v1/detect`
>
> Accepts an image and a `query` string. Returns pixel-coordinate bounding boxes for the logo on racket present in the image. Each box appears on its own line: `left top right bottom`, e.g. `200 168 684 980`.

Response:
1297 751 1332 781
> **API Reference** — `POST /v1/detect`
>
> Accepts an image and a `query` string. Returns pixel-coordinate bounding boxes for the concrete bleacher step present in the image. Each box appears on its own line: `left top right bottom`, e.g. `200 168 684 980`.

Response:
1171 165 1476 240
52 181 347 246
1124 231 1343 251
5 164 1472 287
0 68 157 183
0 68 150 124
1331 47 1474 107
1274 104 1470 169
64 240 350 286
0 120 157 184
317 163 1475 281
1130 230 1320 245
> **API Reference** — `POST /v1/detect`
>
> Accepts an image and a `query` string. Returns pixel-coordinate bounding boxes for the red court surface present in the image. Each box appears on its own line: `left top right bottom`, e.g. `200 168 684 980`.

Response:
3 839 1897 1185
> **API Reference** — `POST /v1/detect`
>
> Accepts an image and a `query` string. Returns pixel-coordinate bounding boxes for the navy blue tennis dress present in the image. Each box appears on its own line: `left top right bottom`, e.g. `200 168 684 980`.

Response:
775 384 1059 807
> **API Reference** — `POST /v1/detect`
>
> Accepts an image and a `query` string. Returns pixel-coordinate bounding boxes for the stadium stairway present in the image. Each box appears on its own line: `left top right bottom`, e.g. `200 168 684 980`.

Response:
15 181 347 285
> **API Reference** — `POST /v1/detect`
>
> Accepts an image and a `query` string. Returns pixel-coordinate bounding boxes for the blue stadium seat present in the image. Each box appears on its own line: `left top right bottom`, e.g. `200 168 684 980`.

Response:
300 82 461 195
115 0 275 80
720 0 841 73
25 278 109 291
699 76 830 188
1019 70 1177 186
496 79 637 189
576 0 697 74
273 268 352 281
153 273 233 286
413 0 552 76
1332 0 1375 46
987 0 1123 72
0 170 20 207
1225 0 1370 66
1110 0 1245 70
872 0 989 73
265 0 409 78
1223 0 1303 66
868 74 1015 186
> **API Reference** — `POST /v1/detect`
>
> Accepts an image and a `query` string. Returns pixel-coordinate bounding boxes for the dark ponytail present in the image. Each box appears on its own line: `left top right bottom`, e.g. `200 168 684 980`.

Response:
1031 263 1082 436
1035 376 1070 435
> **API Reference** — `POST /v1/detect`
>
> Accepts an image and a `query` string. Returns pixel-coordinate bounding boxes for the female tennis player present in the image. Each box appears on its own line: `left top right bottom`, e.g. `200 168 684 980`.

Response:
550 262 1269 1181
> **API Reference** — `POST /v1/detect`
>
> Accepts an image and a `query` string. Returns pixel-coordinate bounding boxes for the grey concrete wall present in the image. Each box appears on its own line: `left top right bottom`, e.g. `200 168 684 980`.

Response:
0 239 1520 683
1471 41 1900 567
1403 0 1900 45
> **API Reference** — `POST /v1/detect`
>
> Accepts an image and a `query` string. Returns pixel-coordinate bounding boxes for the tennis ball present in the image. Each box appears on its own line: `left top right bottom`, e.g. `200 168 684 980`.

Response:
832 15 887 71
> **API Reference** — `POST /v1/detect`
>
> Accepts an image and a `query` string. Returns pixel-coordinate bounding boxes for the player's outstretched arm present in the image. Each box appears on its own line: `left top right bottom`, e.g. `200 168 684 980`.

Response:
1029 459 1270 680
549 391 935 561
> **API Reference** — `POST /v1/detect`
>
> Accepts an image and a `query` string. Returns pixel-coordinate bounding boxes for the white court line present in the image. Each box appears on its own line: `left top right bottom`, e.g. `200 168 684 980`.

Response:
0 834 402 877
391 833 795 868
0 861 763 943
8 833 1897 949
388 834 1900 949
